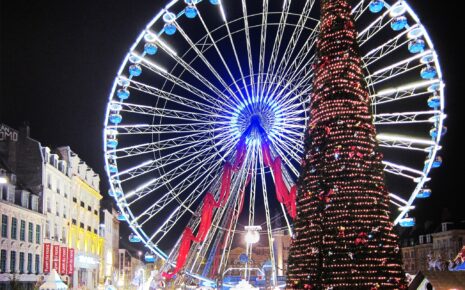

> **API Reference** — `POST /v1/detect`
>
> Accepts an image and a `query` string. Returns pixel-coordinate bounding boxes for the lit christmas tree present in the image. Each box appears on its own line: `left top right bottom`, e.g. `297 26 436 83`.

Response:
286 0 406 289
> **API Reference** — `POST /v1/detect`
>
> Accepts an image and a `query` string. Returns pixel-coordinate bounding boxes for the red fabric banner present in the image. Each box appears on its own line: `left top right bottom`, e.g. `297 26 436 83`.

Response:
233 137 247 170
43 243 51 273
67 248 75 275
262 141 297 219
52 245 60 271
162 228 195 280
219 163 232 206
193 193 220 242
60 247 68 275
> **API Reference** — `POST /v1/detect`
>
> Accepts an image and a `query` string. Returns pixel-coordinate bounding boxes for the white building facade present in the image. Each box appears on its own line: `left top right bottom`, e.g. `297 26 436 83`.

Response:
99 208 120 285
0 170 46 288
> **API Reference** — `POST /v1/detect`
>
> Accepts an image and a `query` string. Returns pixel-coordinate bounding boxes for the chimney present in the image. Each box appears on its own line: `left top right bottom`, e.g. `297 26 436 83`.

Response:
19 122 30 137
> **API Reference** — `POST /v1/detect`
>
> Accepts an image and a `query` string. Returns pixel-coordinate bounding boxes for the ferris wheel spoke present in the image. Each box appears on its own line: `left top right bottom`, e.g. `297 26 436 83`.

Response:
109 131 226 159
124 136 236 202
366 50 433 86
106 123 223 135
373 110 444 125
274 82 312 111
382 160 429 183
351 0 369 21
128 79 220 114
264 0 316 100
270 138 303 169
267 139 301 176
138 46 239 111
195 2 252 101
111 138 225 183
114 101 227 122
268 27 318 101
372 79 442 105
377 134 439 153
252 150 275 282
174 22 248 104
357 1 401 46
188 158 252 274
260 0 292 98
241 0 255 97
362 24 418 68
138 61 235 113
256 0 269 98
147 163 223 245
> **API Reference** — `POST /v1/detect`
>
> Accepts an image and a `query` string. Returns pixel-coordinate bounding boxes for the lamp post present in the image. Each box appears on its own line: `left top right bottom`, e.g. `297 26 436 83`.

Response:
244 226 261 282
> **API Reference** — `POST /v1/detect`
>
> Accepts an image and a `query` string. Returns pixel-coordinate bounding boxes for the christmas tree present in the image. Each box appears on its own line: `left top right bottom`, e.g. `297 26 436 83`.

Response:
286 0 406 288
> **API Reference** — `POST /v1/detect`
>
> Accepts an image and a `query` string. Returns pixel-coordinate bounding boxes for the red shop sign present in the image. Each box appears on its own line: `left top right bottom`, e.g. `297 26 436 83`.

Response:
60 247 68 275
68 248 75 275
52 245 60 271
43 243 51 273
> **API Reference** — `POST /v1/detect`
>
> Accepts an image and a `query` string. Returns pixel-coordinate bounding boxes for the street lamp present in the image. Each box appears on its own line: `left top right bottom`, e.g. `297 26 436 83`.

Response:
0 173 8 184
244 226 261 244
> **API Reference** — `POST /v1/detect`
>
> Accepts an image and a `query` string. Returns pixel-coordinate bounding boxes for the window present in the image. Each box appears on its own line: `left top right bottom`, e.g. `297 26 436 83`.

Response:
80 201 85 208
62 227 67 244
19 252 24 273
1 215 7 238
0 250 6 273
10 251 16 272
31 195 39 211
20 220 25 241
11 218 17 239
56 201 60 217
80 222 84 229
47 197 51 213
28 223 33 243
63 205 67 218
36 225 41 244
47 174 52 190
45 221 50 239
1 185 7 200
21 191 29 208
27 253 32 273
54 223 58 241
35 255 40 274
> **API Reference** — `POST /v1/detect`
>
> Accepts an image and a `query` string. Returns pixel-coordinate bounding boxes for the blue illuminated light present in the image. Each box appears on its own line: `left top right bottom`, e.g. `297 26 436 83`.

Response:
421 66 437 79
417 188 431 198
117 88 130 100
144 43 158 55
109 114 122 124
164 24 177 35
391 16 408 31
408 39 425 54
185 6 197 19
399 217 415 227
427 96 440 109
369 0 384 13
107 138 118 149
129 64 142 77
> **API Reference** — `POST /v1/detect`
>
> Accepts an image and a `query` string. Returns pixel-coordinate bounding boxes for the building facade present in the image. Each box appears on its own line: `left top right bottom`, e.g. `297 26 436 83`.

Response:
1 124 105 289
0 169 46 289
99 208 120 285
401 222 465 274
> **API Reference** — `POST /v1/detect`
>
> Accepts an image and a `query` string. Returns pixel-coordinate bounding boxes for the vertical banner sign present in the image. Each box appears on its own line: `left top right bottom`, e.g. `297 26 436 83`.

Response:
68 248 75 275
60 247 68 274
43 243 51 273
52 245 60 270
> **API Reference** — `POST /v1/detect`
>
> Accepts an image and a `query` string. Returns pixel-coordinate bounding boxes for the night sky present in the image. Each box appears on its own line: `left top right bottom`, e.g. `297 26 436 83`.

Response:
1 0 464 245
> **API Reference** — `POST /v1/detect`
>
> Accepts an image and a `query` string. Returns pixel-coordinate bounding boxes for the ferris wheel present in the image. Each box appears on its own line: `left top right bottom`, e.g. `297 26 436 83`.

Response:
103 0 446 286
